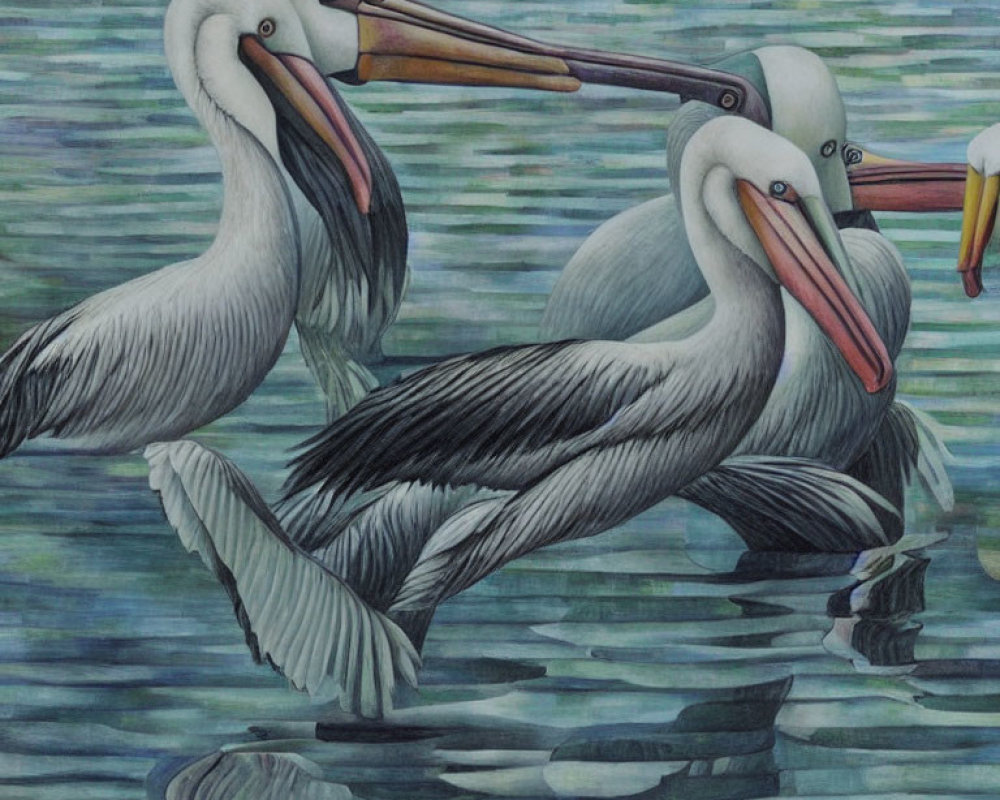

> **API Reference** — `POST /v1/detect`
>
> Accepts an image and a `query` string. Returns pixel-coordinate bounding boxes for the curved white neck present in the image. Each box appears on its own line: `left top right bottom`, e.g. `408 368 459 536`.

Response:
164 2 300 280
680 164 774 311
203 111 301 280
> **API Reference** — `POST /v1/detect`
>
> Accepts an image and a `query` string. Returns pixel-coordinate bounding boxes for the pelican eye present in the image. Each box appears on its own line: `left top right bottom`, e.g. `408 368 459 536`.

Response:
769 181 788 198
258 18 276 37
820 139 838 158
842 144 863 166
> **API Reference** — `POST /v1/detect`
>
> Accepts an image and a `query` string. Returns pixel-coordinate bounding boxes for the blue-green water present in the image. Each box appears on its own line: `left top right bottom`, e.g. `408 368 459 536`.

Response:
2 1 1000 798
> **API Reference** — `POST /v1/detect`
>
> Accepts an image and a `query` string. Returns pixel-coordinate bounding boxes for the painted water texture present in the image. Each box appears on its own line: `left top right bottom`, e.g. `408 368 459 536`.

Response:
2 0 1000 797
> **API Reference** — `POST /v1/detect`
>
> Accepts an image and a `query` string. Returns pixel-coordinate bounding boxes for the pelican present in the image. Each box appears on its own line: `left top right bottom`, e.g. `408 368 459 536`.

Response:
0 0 816 453
957 123 1000 297
0 0 366 456
541 46 959 549
146 116 892 716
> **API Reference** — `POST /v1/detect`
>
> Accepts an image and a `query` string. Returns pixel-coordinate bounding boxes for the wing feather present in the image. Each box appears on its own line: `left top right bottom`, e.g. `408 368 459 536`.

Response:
145 440 420 718
285 340 663 499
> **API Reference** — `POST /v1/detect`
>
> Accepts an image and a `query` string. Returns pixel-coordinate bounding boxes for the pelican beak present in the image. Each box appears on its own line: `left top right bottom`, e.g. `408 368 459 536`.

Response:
239 34 373 214
957 165 999 298
320 0 770 124
846 145 967 213
737 180 892 394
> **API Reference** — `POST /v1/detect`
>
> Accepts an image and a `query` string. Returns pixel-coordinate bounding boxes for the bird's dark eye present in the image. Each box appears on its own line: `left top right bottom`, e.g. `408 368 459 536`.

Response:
770 181 788 198
258 18 276 37
842 144 863 166
820 139 837 158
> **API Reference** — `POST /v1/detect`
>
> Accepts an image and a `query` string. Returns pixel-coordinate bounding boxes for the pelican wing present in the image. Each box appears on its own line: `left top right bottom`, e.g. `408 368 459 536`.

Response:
0 216 297 456
0 312 80 457
847 400 954 515
145 440 419 718
285 340 665 500
679 455 898 552
285 84 408 363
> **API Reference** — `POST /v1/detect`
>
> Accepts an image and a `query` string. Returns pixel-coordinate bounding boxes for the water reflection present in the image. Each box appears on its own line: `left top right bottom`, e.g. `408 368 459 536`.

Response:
162 678 792 800
159 536 955 800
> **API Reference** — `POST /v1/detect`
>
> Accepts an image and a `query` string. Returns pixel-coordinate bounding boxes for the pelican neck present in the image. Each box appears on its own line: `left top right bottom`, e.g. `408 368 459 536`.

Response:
196 99 301 283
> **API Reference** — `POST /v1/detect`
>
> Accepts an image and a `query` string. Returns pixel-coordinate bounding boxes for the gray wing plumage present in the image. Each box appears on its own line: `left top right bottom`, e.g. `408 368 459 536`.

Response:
0 312 80 457
0 256 295 455
284 82 408 416
145 440 419 718
679 455 898 552
295 321 379 419
284 339 665 501
846 400 954 527
389 435 696 613
280 480 489 610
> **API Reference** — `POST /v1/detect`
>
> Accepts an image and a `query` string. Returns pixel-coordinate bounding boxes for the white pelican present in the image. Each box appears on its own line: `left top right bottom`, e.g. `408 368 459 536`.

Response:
0 0 369 456
957 123 1000 297
146 116 892 716
0 0 809 449
541 46 958 550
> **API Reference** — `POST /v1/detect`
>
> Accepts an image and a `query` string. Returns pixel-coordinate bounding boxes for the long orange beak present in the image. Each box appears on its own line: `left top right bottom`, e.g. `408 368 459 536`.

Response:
737 180 892 394
323 0 770 124
239 35 373 214
847 146 967 213
957 165 999 298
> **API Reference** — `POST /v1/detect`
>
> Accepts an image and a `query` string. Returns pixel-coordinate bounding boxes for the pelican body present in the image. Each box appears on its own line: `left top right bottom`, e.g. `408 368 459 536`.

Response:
147 117 892 716
541 46 958 549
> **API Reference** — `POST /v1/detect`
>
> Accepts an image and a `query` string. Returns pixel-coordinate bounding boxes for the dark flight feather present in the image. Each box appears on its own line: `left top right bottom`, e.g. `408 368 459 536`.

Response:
284 339 663 500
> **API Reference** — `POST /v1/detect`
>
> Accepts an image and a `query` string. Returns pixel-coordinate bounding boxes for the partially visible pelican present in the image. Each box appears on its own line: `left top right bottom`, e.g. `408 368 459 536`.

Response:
147 116 892 716
957 123 1000 297
541 46 958 549
541 46 966 339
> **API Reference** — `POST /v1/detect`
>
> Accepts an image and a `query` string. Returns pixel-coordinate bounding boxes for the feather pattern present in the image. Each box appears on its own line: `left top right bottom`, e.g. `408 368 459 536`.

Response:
846 399 954 516
283 84 408 361
540 56 948 552
276 78 407 416
145 440 419 718
143 118 849 703
285 339 674 500
0 125 298 455
680 455 898 552
734 228 909 465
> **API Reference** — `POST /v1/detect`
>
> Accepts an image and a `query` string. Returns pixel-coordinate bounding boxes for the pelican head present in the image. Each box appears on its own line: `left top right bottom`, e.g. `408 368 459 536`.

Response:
716 46 966 220
165 0 374 212
751 46 851 214
684 116 892 394
667 46 851 218
958 124 1000 297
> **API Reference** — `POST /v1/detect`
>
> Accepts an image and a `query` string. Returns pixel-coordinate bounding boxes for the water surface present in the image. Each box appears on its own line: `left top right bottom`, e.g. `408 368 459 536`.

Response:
1 1 999 798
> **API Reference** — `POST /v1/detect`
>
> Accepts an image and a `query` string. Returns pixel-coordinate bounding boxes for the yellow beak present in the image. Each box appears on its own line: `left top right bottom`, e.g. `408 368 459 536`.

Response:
958 165 999 298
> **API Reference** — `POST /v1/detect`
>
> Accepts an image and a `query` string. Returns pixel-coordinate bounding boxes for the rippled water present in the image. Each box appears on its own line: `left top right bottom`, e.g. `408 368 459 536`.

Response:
1 1 1000 798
